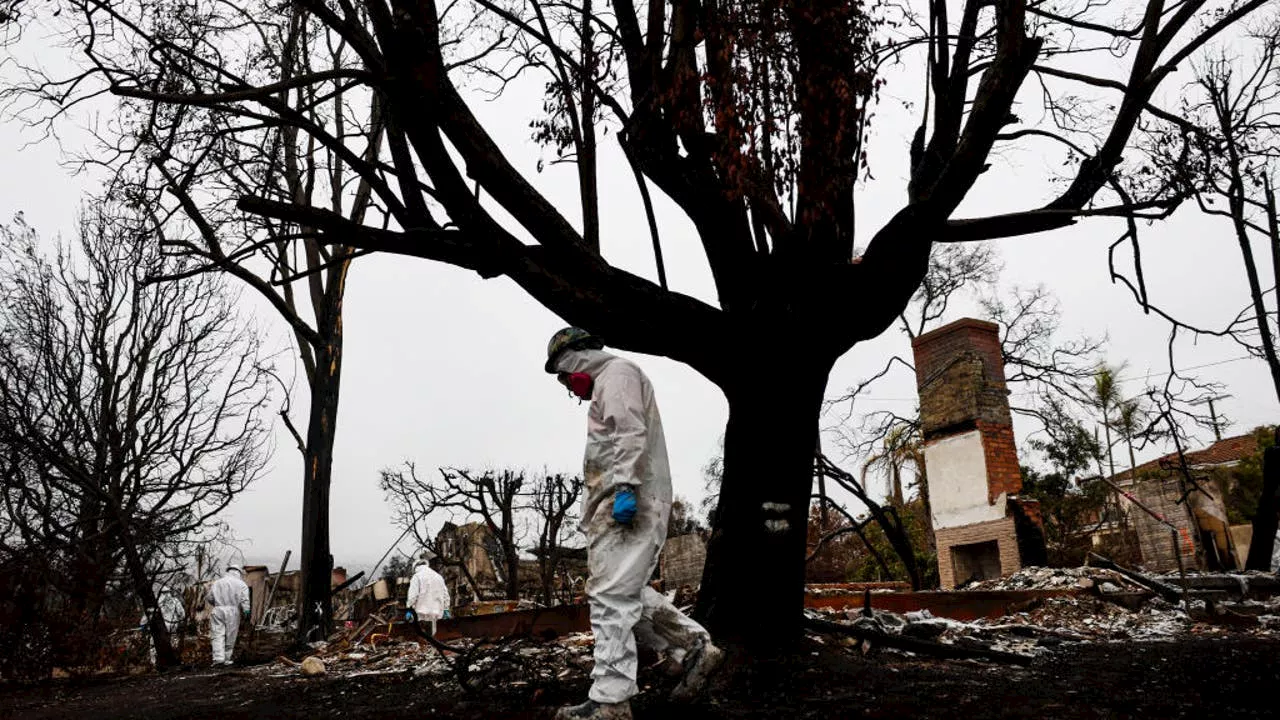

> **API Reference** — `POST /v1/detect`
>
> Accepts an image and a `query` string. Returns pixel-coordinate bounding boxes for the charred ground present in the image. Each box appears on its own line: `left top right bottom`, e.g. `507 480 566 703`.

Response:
4 635 1277 719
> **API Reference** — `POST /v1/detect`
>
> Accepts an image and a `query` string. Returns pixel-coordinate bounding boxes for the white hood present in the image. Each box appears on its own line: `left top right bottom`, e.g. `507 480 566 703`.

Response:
554 348 617 377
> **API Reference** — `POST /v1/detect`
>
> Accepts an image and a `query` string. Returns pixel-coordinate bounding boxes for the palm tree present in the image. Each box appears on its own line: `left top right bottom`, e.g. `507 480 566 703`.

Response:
863 424 925 507
1114 397 1146 477
1091 364 1125 479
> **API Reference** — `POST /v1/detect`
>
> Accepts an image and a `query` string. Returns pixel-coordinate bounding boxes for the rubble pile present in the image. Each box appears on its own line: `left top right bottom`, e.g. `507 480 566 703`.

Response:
254 632 597 687
256 640 437 678
961 566 1145 592
809 587 1280 660
983 595 1190 641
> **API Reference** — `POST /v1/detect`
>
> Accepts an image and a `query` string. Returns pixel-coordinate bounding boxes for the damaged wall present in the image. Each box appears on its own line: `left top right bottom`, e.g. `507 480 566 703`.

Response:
1120 476 1204 572
926 430 1008 528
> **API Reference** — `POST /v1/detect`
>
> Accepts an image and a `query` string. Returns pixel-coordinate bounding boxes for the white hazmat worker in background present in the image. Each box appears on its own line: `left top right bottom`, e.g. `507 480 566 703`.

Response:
406 551 451 636
205 564 250 667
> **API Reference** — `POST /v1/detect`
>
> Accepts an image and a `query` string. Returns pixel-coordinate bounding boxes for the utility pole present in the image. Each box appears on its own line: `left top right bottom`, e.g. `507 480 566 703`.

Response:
1208 398 1221 441
1192 395 1233 442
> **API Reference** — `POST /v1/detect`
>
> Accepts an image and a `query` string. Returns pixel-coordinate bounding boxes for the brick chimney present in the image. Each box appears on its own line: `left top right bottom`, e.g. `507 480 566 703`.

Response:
912 318 1044 588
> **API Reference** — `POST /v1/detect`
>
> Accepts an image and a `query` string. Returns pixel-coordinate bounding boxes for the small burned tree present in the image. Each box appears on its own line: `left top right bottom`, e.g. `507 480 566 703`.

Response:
381 464 527 601
0 206 273 670
529 472 583 606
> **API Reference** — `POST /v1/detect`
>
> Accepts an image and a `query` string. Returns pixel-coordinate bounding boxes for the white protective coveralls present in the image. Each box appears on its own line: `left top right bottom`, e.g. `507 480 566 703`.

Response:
206 568 250 664
407 562 450 636
555 348 712 705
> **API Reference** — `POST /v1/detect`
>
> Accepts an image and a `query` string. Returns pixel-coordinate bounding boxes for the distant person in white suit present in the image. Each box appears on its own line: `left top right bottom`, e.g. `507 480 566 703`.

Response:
406 551 450 636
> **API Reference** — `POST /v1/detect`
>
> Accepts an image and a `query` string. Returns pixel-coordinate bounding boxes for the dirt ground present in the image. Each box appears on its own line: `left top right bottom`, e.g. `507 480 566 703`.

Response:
3 635 1277 719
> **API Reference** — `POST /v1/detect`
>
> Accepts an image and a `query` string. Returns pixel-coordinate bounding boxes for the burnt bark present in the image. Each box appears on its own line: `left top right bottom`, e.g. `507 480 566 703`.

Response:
298 328 344 643
1245 442 1280 571
696 350 831 644
498 499 521 602
118 523 179 669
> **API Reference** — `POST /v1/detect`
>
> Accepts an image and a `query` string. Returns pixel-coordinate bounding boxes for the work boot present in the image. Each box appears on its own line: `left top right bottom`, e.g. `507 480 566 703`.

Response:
669 638 725 702
553 699 633 720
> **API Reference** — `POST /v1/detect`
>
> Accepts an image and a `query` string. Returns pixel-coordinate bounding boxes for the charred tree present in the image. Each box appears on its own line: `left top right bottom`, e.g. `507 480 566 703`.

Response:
1245 431 1280 570
530 473 583 606
381 464 528 601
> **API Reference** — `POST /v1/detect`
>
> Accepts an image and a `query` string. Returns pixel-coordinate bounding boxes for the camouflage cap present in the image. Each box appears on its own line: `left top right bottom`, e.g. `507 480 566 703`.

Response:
545 327 603 373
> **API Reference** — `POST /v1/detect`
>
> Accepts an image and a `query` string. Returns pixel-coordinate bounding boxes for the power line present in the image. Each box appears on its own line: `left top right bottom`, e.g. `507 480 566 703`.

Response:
1114 355 1252 384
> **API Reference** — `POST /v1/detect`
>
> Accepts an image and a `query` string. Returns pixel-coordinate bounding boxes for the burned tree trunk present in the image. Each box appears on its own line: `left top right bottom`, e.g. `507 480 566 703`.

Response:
298 329 345 643
1245 439 1280 571
117 524 180 670
696 354 830 644
498 501 522 602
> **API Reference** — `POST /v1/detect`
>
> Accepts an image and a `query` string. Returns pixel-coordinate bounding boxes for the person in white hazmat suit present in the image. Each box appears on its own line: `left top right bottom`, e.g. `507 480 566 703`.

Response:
205 565 250 667
546 327 724 720
406 551 450 636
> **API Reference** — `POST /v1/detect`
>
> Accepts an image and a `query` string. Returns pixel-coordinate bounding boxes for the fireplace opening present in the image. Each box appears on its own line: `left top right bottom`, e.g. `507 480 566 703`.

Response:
951 539 1002 587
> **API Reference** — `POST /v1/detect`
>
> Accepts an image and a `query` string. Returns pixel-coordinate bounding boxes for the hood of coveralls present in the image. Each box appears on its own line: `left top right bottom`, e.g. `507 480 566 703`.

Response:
553 348 616 378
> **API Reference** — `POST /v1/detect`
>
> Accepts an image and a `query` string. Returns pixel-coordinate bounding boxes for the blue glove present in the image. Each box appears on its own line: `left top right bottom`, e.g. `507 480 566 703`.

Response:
612 487 637 525
443 609 452 619
405 610 415 622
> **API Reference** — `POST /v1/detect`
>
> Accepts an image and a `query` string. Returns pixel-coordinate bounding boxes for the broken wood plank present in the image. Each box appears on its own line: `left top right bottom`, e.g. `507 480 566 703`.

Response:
1087 553 1184 604
803 616 1031 665
1167 574 1280 597
260 550 291 625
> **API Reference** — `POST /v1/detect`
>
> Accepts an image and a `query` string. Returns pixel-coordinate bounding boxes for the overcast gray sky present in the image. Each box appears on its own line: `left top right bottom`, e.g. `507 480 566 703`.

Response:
2 5 1275 576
